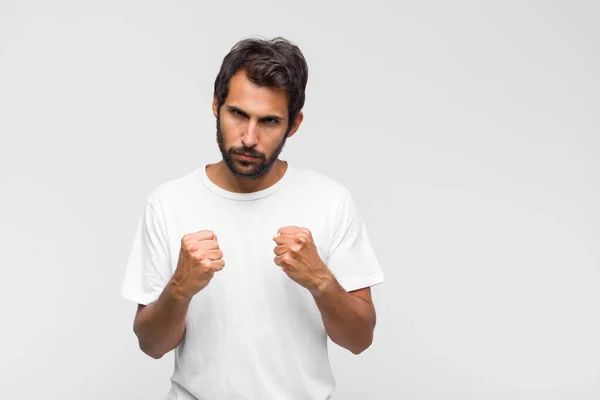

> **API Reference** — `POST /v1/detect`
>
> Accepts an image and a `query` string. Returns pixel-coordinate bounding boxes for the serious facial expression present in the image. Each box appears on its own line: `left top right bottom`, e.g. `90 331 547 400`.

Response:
214 69 291 179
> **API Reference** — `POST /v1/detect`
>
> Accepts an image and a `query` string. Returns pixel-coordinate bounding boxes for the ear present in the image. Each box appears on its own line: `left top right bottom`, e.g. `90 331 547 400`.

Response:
286 111 304 138
212 95 219 118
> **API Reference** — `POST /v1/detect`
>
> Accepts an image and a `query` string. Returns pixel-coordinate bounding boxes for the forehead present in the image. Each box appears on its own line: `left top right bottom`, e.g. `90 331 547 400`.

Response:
225 69 289 118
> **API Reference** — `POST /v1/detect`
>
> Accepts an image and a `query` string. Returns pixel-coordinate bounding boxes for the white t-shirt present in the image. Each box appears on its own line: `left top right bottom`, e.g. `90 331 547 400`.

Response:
120 161 385 400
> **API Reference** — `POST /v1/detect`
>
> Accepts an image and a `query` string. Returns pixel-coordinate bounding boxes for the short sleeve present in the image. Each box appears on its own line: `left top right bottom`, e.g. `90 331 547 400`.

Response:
120 200 173 305
326 188 385 292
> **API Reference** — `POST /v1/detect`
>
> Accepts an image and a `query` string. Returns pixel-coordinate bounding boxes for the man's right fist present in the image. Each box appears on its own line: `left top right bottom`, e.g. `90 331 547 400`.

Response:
172 230 225 298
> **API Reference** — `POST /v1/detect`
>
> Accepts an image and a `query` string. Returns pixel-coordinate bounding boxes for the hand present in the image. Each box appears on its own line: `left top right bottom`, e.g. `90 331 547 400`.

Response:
272 226 332 296
172 230 225 299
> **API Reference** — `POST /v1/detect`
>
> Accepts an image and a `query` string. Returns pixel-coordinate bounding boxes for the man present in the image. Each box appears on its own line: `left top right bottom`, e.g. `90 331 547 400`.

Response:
121 36 385 400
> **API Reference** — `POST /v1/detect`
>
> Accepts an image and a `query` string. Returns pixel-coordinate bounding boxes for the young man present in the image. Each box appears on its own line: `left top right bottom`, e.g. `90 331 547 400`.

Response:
121 36 385 400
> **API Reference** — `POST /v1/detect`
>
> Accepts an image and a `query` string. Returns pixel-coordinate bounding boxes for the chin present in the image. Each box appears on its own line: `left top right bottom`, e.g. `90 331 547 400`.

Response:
226 160 263 178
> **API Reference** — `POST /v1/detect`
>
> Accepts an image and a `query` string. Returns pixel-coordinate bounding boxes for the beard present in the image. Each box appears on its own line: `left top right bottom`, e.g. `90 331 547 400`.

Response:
216 116 289 179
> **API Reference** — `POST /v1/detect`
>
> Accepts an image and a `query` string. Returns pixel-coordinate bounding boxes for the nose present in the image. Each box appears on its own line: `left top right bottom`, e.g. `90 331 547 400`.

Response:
241 119 259 148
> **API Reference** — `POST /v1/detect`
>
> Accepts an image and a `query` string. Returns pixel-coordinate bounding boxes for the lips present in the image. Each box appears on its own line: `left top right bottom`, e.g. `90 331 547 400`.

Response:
235 152 259 159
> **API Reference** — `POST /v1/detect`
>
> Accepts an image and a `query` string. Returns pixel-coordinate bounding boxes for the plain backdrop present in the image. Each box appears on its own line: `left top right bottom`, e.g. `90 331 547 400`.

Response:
1 1 599 399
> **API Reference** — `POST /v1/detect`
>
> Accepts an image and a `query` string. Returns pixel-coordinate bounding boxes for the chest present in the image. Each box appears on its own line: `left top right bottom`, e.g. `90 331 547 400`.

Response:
162 193 334 314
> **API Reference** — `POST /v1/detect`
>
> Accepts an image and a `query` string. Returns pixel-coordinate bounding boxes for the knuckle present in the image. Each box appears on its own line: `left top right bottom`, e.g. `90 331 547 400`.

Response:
200 259 212 269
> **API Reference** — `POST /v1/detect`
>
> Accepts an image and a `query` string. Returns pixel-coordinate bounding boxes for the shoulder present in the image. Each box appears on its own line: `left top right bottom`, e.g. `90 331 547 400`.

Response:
144 167 202 210
292 166 366 229
291 164 350 201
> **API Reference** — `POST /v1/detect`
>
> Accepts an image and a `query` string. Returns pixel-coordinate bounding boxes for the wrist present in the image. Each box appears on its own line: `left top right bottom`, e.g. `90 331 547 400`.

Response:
165 278 193 303
310 267 338 298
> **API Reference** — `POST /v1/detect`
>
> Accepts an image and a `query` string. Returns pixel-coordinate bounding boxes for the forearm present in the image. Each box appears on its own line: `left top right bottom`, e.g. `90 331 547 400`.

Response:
133 280 191 359
312 272 376 355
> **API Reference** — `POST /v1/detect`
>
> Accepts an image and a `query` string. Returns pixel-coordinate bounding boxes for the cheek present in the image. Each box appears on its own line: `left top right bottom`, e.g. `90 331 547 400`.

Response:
221 114 239 131
219 118 243 145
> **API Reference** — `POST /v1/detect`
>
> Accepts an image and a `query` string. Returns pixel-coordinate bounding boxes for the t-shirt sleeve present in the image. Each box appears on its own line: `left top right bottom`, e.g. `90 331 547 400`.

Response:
326 187 385 292
120 200 173 305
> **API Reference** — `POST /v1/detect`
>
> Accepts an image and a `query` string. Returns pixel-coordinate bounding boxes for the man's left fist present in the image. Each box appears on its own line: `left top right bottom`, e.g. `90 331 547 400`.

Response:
272 226 331 295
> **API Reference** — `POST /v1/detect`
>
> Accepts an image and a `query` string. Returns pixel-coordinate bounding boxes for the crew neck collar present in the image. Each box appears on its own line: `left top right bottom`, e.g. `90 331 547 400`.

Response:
200 161 293 201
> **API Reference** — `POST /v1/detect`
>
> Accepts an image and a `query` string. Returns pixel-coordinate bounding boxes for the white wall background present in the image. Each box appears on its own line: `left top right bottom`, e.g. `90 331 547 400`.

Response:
1 1 598 399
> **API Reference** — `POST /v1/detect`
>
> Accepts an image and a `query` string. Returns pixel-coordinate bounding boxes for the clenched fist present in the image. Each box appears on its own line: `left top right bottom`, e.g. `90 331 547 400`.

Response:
171 230 225 299
273 226 332 296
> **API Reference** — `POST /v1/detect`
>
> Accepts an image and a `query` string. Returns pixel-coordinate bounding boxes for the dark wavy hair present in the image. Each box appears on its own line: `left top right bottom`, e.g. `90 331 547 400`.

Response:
213 36 309 133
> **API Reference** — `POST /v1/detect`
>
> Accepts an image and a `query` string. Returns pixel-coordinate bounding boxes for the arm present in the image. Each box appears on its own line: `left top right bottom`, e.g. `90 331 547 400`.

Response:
271 227 379 355
312 270 377 355
133 280 191 359
132 230 225 359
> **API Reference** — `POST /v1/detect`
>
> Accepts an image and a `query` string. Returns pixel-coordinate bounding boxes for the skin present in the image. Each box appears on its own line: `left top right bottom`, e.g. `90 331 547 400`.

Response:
208 68 302 193
133 68 377 358
272 227 377 354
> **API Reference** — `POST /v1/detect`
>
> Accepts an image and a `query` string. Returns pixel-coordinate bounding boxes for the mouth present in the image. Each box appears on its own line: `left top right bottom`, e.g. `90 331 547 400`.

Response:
234 152 260 160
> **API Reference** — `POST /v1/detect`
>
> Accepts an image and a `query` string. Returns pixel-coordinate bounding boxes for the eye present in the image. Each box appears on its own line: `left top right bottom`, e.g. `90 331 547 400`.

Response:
232 109 246 118
262 118 279 125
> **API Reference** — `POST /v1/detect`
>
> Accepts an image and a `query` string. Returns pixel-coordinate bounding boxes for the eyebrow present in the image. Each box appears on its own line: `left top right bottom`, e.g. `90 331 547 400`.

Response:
225 105 284 122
